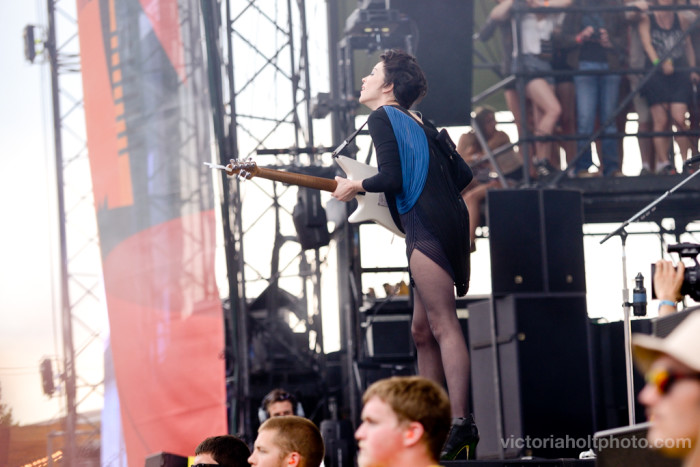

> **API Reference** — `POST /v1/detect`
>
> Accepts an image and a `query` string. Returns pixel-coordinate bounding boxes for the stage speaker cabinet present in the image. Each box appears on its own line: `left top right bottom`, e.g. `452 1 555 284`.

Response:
487 188 586 295
144 452 188 467
468 295 594 460
365 314 414 359
594 423 681 467
589 318 651 431
320 419 355 467
293 187 330 250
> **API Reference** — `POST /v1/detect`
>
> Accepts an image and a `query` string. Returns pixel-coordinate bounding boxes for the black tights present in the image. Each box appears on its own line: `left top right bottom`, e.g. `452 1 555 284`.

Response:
409 249 470 418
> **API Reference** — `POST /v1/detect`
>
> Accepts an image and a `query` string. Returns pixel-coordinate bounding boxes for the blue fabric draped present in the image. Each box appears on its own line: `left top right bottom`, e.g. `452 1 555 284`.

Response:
383 106 429 214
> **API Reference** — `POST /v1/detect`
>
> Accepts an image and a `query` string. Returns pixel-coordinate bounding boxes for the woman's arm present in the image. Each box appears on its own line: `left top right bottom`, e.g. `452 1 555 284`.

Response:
604 13 629 54
490 0 514 22
680 13 700 82
625 0 649 23
457 133 479 163
333 108 403 201
332 177 364 202
638 13 656 61
542 0 571 6
362 110 402 193
553 12 580 50
526 0 571 8
332 109 402 201
684 35 700 82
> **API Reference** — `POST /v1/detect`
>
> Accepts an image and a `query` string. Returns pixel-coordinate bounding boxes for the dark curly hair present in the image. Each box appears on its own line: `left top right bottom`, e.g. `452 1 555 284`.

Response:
380 49 428 109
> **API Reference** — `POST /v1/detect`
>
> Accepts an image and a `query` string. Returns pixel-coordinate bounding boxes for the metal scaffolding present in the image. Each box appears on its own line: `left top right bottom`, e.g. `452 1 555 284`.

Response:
27 0 105 465
201 0 329 438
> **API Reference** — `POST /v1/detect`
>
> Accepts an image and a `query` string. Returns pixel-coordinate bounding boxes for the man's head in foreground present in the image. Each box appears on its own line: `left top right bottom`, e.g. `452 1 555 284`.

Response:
633 311 700 462
355 375 451 467
248 415 324 467
194 434 251 467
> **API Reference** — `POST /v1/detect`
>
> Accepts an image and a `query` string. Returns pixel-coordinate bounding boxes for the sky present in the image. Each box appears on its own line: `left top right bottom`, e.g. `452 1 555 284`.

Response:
2 0 699 429
0 1 69 424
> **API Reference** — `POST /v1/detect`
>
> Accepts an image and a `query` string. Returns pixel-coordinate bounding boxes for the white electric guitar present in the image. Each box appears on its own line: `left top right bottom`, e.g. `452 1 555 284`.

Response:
205 157 405 238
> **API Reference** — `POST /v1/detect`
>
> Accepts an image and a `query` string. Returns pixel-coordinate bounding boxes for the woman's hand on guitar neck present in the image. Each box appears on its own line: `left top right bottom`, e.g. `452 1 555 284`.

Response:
332 176 364 202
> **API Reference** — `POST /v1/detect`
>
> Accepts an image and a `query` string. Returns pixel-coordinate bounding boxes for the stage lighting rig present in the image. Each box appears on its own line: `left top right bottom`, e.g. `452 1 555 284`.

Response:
344 5 416 53
23 25 45 63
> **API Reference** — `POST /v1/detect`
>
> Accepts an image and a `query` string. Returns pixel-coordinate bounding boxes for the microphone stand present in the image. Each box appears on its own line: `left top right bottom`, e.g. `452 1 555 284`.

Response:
600 164 700 425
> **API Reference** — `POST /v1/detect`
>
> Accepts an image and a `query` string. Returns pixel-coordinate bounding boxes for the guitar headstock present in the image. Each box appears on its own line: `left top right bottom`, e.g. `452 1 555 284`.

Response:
226 159 259 180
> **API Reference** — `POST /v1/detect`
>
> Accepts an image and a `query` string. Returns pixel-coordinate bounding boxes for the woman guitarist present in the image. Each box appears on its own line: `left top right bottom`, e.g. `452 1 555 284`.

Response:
331 49 478 460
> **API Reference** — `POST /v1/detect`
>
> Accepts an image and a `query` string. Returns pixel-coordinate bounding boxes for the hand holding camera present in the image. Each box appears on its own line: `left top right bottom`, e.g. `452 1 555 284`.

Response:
651 243 700 313
597 28 612 48
653 259 685 315
576 25 597 43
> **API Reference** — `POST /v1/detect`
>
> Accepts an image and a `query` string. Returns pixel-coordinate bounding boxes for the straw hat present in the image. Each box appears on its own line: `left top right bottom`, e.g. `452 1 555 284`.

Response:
632 310 700 374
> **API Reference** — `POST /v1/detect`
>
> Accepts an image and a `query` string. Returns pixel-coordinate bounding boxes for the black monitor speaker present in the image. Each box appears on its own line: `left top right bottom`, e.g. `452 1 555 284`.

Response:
144 452 188 467
468 294 593 459
487 189 586 295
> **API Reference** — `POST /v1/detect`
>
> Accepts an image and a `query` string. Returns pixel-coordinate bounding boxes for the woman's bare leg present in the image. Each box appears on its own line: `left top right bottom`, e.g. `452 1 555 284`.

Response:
650 103 672 170
671 102 691 167
410 250 470 417
526 78 562 163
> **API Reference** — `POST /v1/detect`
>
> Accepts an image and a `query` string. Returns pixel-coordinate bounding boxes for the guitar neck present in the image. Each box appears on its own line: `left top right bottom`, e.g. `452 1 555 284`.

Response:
255 167 338 192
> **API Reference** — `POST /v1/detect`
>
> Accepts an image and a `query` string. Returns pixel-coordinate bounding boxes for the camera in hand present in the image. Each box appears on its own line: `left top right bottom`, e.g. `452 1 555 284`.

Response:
651 243 700 301
582 15 603 41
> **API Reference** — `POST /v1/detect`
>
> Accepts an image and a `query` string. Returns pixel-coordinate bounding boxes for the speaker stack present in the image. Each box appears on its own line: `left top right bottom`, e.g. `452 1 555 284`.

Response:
468 189 593 459
487 189 587 296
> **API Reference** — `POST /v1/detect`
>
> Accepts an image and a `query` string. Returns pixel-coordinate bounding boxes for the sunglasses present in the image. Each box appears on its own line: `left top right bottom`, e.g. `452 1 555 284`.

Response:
645 367 700 395
264 392 294 405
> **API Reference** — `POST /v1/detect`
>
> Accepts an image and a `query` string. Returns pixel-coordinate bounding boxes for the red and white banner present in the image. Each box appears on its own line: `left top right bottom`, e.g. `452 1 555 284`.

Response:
76 0 227 464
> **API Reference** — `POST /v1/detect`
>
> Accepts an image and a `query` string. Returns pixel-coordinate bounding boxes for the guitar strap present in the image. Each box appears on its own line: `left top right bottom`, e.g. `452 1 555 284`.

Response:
330 120 368 159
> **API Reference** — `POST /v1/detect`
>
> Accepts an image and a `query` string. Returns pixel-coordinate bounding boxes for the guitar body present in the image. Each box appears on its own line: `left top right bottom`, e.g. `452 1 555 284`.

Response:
223 156 405 237
335 156 405 238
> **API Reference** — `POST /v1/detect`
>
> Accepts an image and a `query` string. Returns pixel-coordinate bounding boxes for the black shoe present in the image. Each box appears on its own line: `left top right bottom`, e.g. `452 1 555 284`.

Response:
440 414 479 461
533 158 556 178
656 164 677 175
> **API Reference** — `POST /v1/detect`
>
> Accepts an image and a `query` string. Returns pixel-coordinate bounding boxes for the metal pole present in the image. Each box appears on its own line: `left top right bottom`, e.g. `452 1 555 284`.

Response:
620 232 636 425
47 0 77 463
223 0 252 437
297 0 315 156
325 0 342 146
